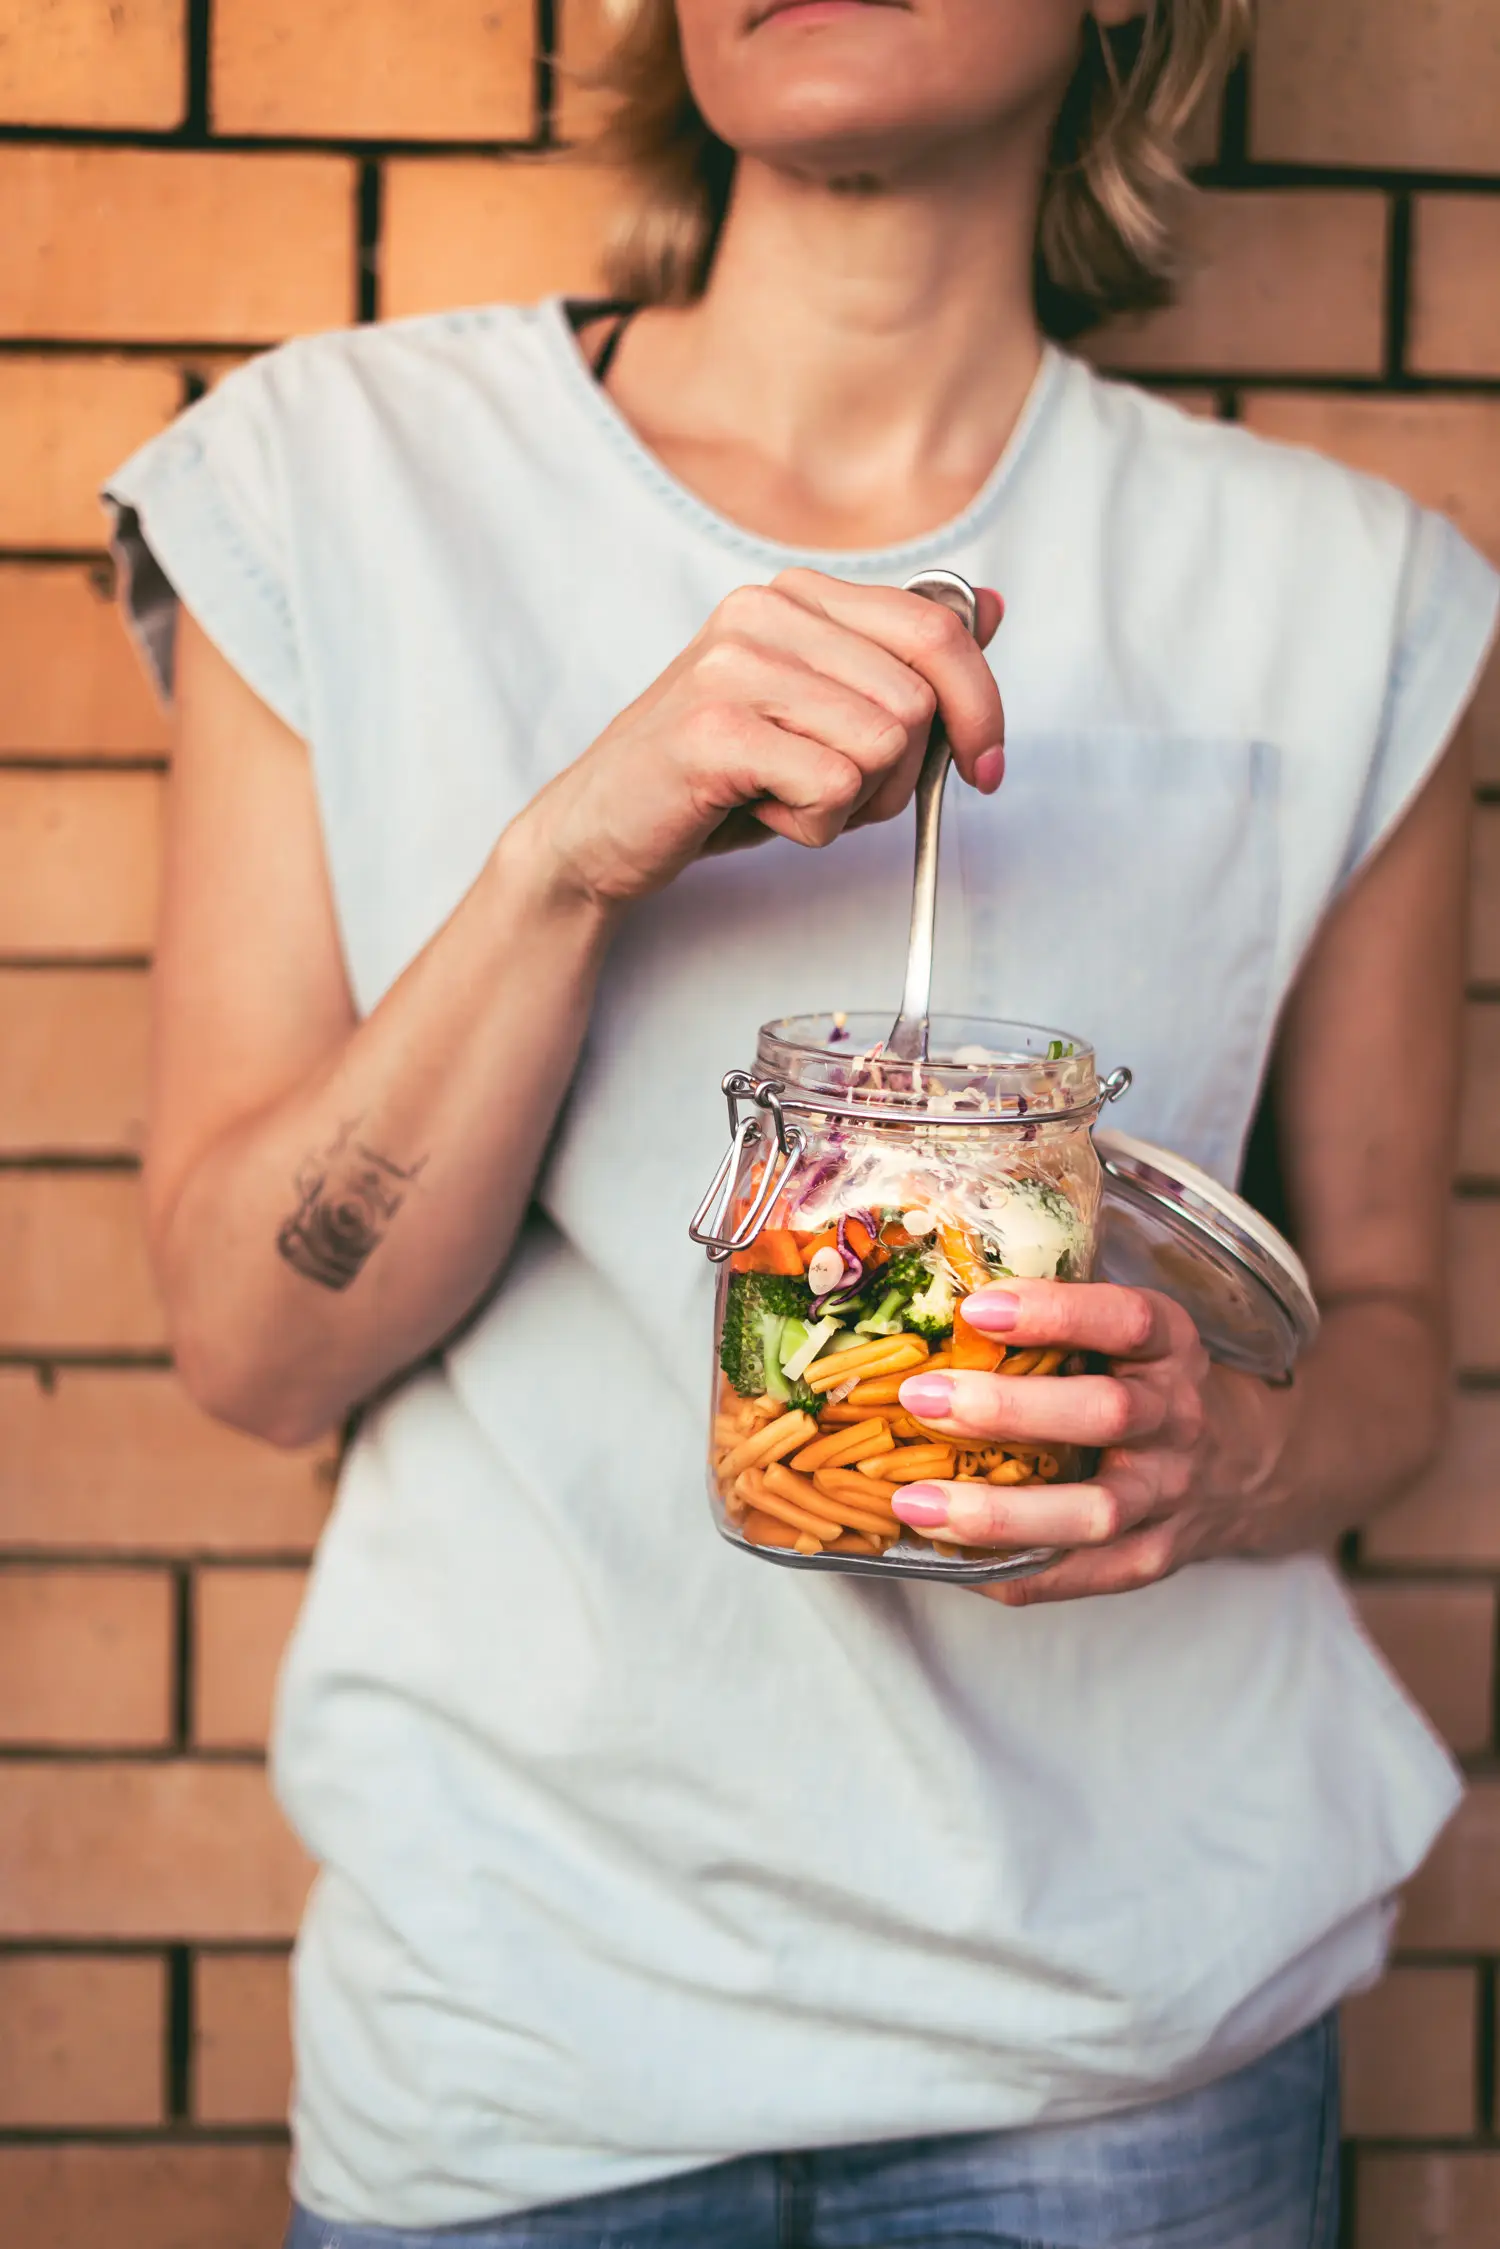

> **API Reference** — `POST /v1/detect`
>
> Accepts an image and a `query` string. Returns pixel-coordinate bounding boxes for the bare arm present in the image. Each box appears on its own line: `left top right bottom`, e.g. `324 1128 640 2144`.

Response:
147 579 1006 1446
874 707 1477 1595
146 612 617 1446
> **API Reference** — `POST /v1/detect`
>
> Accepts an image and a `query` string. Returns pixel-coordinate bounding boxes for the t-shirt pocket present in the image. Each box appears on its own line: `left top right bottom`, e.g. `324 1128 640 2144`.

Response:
943 731 1283 1186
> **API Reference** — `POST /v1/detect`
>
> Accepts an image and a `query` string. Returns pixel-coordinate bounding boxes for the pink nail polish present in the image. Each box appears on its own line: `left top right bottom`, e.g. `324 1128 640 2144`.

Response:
899 1373 954 1417
963 1288 1021 1333
893 1486 949 1530
975 746 1004 794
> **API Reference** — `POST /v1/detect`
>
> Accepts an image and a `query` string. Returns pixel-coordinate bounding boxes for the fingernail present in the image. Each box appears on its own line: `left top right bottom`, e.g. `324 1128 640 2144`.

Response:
974 746 1004 794
893 1485 949 1529
979 587 1005 617
899 1373 954 1417
963 1288 1021 1333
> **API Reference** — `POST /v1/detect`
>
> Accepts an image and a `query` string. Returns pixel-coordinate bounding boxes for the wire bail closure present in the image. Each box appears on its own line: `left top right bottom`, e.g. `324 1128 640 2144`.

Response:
689 1066 1133 1263
688 1074 808 1262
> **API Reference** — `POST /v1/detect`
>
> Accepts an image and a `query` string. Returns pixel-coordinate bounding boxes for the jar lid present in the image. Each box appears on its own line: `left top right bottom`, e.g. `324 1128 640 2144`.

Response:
1095 1130 1319 1382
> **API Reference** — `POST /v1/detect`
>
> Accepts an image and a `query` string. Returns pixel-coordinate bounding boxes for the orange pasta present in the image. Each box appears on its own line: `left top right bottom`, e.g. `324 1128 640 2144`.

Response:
712 1199 1088 1568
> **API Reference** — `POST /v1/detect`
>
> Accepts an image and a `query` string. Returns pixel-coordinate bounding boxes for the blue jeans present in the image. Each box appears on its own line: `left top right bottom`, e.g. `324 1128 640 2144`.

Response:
285 2013 1339 2248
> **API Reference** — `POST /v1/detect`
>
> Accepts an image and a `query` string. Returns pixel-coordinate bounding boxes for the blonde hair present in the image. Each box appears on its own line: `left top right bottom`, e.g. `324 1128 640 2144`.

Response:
578 0 1253 337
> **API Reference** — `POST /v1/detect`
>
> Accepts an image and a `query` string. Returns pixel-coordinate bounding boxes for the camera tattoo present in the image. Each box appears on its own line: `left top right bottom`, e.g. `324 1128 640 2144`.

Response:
276 1122 427 1292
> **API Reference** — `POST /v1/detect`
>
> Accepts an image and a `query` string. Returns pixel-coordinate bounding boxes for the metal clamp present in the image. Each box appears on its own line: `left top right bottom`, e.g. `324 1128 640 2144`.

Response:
688 1074 809 1263
690 1063 1132 1262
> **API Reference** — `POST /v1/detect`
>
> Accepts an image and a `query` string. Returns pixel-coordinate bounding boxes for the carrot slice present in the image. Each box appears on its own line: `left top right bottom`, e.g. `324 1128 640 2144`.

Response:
730 1229 806 1276
952 1307 1006 1373
797 1227 838 1268
844 1217 888 1268
938 1223 992 1295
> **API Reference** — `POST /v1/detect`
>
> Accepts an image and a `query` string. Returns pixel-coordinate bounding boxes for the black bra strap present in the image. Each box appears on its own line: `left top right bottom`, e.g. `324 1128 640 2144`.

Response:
591 308 639 385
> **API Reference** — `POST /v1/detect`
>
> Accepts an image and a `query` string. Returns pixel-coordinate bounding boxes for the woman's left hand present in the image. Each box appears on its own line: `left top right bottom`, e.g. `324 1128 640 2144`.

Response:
895 1280 1291 1605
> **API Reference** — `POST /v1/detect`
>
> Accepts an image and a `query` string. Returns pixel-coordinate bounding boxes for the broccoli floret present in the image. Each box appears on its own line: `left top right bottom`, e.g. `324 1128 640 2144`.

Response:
720 1272 816 1401
883 1247 933 1295
854 1289 906 1337
905 1267 959 1340
851 1245 944 1336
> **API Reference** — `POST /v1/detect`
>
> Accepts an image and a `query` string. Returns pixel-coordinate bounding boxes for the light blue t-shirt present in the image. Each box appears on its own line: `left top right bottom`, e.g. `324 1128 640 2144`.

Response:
108 300 1499 2227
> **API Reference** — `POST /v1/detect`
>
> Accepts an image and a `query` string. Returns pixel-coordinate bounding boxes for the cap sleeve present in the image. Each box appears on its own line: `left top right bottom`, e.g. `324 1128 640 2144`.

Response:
1343 504 1499 883
102 361 309 740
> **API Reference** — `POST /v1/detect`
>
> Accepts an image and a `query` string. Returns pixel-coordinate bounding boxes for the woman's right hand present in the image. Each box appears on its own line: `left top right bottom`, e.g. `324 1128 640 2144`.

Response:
524 568 1007 910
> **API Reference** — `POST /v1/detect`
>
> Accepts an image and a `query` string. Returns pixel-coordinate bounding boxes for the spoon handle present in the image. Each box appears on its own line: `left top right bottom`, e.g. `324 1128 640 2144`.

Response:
885 570 980 1064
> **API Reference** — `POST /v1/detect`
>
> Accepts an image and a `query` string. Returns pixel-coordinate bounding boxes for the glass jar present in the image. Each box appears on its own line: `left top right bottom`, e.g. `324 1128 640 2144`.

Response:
690 1014 1131 1585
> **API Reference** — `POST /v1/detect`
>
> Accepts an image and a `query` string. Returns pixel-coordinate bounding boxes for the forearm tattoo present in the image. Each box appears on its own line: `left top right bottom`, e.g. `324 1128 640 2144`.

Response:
276 1122 427 1291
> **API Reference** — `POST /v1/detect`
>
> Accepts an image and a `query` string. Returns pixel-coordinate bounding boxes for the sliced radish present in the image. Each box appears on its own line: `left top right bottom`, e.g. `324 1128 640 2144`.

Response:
807 1246 847 1296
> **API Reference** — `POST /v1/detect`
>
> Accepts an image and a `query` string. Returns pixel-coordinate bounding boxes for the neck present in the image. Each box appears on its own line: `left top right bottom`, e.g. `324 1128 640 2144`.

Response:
650 131 1048 495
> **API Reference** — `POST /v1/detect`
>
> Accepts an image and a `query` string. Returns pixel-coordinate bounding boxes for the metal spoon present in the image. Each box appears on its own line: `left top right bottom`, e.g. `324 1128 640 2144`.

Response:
885 568 981 1063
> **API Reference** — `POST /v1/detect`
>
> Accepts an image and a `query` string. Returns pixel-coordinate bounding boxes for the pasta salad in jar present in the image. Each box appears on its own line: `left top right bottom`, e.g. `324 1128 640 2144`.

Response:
691 1014 1130 1584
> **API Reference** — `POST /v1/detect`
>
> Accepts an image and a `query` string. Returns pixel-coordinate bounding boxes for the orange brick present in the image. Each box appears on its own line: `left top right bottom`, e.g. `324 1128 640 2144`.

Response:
1472 809 1500 983
0 356 179 550
194 1567 307 1751
0 1566 174 1747
1355 2153 1500 2249
0 1175 165 1354
1252 0 1500 174
195 1952 292 2125
1355 1584 1495 1756
0 146 357 343
1411 198 1500 380
0 2146 289 2249
1460 1003 1500 1180
554 0 617 143
1366 1395 1500 1566
382 156 620 318
1454 1200 1500 1370
1242 396 1500 787
0 970 149 1154
1094 192 1387 377
0 1953 164 2127
0 1762 312 1939
0 0 184 129
214 0 534 140
1401 1781 1500 1951
0 770 161 955
0 1368 334 1557
1342 1967 1476 2138
0 564 168 754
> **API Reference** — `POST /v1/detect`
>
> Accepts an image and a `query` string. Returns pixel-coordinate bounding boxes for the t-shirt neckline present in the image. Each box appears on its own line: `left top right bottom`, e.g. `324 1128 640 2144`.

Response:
538 293 1067 575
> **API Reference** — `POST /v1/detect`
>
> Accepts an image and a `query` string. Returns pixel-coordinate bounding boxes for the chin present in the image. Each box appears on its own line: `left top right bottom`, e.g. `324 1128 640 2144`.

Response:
734 87 967 178
682 0 1081 183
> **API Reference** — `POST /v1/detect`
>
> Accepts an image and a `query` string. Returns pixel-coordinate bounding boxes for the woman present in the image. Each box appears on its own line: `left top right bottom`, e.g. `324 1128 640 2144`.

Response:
107 1 1497 2243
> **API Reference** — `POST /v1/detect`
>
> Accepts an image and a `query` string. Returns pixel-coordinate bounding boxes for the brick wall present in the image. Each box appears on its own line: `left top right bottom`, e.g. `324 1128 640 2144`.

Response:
0 3 1497 2243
